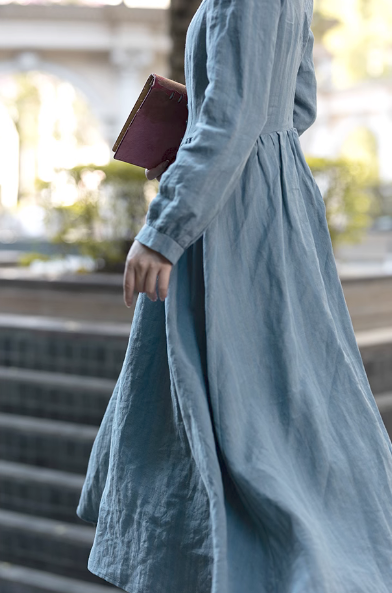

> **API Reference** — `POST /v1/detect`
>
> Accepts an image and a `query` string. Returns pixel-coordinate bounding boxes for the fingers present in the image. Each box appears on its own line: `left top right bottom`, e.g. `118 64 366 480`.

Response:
144 266 159 301
123 264 135 308
157 266 171 301
145 160 170 181
133 262 148 294
123 241 173 306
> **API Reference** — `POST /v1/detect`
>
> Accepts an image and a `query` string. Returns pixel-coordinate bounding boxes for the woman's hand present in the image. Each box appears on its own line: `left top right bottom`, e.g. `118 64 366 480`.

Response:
123 240 173 307
123 160 172 306
145 160 170 182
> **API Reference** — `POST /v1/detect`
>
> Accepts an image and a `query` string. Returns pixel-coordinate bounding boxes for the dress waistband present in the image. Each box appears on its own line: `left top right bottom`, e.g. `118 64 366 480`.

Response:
181 125 298 148
259 124 297 135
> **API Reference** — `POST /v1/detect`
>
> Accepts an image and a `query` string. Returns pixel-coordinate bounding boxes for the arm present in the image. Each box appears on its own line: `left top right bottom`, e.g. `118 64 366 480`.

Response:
293 28 317 137
134 0 282 266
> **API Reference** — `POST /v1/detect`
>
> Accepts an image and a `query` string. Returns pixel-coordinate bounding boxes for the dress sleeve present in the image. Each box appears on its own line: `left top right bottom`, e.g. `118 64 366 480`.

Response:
134 0 282 265
293 28 317 137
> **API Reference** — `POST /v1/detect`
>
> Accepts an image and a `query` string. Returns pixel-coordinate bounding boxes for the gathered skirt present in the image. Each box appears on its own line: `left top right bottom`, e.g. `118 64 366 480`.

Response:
77 128 392 593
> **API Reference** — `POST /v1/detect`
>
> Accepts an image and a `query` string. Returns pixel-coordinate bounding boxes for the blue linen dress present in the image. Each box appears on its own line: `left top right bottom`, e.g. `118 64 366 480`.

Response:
76 0 392 591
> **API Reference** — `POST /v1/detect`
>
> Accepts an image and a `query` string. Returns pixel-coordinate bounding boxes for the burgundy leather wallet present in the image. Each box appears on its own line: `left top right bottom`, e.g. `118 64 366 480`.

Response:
112 73 189 170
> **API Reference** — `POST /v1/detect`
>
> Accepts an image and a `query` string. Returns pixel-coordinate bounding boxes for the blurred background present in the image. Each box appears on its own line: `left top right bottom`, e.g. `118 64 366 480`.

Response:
0 0 392 591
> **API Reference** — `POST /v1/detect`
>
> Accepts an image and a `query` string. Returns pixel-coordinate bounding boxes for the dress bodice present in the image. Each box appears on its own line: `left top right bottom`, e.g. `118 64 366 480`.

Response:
182 0 314 143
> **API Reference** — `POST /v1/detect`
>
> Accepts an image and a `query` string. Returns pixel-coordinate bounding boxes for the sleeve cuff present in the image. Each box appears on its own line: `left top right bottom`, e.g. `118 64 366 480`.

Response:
134 224 185 266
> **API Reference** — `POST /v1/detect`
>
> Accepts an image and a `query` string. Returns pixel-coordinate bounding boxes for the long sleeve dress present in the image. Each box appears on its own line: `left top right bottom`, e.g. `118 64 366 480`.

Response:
76 0 392 592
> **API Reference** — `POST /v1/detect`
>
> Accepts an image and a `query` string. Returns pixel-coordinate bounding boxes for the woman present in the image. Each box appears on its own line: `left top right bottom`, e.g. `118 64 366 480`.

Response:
76 0 392 591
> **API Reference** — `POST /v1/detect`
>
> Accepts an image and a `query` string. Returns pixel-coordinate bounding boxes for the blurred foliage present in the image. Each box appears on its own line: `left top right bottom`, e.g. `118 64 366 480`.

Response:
339 127 379 180
18 252 51 267
41 160 150 272
314 0 392 85
307 154 380 247
311 10 340 43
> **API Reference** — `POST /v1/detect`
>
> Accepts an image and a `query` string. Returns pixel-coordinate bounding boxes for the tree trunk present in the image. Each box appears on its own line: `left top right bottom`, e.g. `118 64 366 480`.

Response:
169 0 202 84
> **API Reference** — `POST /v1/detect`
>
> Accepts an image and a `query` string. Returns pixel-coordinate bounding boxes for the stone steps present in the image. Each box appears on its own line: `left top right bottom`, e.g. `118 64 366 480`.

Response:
0 460 85 525
0 269 135 323
0 314 129 380
0 562 119 593
0 308 126 587
356 327 392 395
0 413 97 475
340 274 392 332
0 366 115 425
0 509 106 585
374 392 392 436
